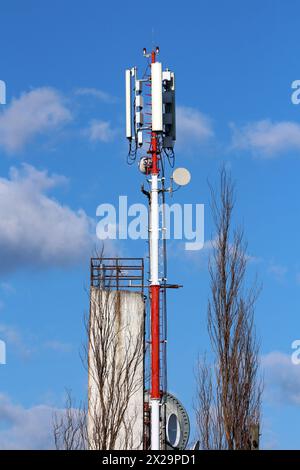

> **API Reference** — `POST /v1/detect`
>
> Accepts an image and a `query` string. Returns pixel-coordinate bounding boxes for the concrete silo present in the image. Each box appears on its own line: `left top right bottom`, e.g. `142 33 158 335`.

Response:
88 258 145 450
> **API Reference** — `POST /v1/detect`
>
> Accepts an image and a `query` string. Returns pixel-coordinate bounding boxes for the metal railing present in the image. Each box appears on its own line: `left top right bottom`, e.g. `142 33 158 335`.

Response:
90 257 144 293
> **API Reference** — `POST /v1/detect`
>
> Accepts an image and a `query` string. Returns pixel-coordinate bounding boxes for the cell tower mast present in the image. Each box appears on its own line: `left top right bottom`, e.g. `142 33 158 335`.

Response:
126 48 187 450
149 48 161 451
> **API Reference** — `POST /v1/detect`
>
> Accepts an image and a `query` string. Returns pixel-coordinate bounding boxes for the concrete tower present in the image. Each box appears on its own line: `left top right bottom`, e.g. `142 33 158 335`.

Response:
88 258 145 450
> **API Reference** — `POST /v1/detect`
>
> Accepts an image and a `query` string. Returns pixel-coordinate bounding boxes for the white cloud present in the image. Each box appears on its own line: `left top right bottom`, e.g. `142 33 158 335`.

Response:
84 119 117 143
268 262 288 282
43 340 72 353
0 322 73 359
262 351 300 405
231 120 300 157
0 323 32 359
75 87 117 104
176 106 214 148
0 87 72 153
183 236 260 268
0 164 94 273
0 282 15 295
0 394 59 449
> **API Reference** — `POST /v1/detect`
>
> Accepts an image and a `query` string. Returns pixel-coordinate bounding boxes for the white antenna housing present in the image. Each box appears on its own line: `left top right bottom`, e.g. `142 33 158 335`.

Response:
137 129 143 147
125 69 132 139
151 62 163 132
170 72 176 141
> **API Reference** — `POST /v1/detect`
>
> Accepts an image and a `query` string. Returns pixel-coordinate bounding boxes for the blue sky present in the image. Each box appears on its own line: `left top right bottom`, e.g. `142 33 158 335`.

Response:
0 0 300 449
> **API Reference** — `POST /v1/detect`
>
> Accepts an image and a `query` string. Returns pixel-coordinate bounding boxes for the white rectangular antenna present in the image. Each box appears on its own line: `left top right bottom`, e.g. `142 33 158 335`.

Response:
151 62 163 132
125 69 132 139
136 111 144 127
137 130 143 147
170 71 176 140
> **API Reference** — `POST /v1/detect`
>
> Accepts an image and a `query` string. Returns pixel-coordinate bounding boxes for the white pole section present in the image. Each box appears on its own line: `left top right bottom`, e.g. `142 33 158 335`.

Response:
151 399 160 450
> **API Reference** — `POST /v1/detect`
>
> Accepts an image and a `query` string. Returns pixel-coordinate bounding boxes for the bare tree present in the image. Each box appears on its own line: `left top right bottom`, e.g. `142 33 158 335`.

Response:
53 391 87 450
53 275 144 450
195 168 262 450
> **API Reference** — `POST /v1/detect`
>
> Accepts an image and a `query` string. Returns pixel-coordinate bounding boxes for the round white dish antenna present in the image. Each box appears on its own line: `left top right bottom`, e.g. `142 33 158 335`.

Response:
172 167 191 186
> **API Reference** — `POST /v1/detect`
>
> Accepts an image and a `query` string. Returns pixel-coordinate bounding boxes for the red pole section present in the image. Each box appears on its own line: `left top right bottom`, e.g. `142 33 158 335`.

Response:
151 285 160 399
151 130 159 175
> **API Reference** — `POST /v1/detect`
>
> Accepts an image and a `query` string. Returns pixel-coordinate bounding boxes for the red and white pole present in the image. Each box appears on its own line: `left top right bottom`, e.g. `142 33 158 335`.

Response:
150 50 161 450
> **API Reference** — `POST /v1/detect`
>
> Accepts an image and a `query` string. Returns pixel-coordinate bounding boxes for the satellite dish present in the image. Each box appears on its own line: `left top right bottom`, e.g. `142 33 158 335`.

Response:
172 167 191 186
164 392 190 450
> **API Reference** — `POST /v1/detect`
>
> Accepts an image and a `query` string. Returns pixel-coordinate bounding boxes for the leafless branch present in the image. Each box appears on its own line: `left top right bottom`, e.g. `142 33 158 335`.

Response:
195 167 262 450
